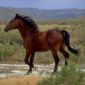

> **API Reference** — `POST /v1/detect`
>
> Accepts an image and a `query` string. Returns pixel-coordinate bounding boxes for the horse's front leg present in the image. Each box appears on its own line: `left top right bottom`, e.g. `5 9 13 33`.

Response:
24 51 32 74
28 52 35 74
24 51 30 65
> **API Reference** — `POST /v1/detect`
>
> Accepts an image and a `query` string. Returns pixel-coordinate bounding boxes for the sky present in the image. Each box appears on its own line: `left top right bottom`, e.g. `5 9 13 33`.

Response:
0 0 85 9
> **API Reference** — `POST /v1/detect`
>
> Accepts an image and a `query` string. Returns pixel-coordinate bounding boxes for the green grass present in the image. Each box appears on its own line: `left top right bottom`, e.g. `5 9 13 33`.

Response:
37 17 85 25
38 64 85 85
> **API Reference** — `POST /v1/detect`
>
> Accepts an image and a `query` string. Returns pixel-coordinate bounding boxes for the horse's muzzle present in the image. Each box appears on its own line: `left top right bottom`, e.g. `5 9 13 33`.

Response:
4 28 9 32
4 27 11 32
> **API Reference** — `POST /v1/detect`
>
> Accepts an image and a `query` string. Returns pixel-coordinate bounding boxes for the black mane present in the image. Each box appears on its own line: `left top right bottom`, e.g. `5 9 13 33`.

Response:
17 14 38 31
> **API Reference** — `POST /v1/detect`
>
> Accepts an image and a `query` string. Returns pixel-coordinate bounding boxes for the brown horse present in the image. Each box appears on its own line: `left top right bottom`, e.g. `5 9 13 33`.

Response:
4 14 79 74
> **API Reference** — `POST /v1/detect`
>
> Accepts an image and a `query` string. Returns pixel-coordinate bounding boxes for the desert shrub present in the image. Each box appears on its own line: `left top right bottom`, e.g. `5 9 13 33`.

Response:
38 64 85 85
0 43 18 60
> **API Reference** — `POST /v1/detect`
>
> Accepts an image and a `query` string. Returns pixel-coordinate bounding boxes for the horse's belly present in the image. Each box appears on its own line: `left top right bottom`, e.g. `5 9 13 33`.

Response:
35 48 49 52
34 42 49 52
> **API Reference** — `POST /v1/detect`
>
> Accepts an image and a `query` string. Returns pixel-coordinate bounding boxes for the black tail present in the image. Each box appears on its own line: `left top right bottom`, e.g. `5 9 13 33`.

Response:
61 30 79 55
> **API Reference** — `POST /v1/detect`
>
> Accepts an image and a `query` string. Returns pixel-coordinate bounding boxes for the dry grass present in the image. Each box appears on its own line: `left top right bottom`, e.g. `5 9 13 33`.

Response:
0 76 41 85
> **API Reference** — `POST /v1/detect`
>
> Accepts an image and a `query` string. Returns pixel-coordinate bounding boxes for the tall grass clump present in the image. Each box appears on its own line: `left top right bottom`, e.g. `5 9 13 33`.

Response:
0 42 18 60
38 64 85 85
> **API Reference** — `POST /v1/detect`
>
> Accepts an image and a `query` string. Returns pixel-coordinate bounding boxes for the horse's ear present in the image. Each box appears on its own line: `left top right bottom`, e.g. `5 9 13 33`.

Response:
16 14 20 17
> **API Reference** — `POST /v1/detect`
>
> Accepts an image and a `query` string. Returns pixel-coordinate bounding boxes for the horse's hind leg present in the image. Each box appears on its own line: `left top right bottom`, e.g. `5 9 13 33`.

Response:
51 49 60 72
60 47 69 66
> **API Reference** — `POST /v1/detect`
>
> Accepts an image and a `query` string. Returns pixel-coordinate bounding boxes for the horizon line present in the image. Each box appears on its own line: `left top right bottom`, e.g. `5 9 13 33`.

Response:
0 6 85 10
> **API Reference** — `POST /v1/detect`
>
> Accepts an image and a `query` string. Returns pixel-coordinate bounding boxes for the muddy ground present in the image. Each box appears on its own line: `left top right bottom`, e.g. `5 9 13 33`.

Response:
0 63 85 78
0 63 56 78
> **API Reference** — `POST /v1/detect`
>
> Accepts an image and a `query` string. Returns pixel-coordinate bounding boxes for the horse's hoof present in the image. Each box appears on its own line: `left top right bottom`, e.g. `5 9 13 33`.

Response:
33 66 38 71
65 61 68 66
52 71 56 75
25 72 31 75
25 70 32 75
52 70 58 75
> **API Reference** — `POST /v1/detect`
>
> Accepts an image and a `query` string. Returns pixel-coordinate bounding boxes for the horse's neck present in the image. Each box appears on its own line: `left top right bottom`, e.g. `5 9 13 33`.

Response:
18 24 39 40
18 25 29 40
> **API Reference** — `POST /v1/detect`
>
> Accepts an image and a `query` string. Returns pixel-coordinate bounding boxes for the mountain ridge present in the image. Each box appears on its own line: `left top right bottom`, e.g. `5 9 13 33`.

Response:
0 7 85 21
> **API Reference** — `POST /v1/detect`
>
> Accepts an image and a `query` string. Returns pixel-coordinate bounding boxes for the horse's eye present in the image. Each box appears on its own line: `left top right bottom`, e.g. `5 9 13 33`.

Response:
10 20 14 23
10 20 13 23
11 20 13 22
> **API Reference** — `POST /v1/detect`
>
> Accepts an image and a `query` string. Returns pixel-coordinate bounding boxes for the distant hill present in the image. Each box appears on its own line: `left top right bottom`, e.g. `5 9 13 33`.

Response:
0 7 85 21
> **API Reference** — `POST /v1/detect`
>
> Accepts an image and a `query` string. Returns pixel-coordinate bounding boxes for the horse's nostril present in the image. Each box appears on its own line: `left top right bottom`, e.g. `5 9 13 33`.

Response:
4 28 8 32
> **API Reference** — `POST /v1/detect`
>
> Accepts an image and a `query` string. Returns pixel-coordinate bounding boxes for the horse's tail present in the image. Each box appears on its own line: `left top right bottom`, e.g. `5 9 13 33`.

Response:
61 30 79 55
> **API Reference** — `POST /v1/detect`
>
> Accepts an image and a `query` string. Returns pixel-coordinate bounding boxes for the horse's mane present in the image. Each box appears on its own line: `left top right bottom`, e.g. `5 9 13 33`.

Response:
17 14 38 31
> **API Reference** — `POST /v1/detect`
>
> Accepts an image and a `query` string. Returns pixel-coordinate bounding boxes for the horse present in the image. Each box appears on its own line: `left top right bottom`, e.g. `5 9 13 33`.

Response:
4 14 79 74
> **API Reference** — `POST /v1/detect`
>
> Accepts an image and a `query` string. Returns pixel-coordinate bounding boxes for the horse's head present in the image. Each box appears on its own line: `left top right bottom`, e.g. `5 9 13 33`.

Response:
4 14 21 32
4 13 38 33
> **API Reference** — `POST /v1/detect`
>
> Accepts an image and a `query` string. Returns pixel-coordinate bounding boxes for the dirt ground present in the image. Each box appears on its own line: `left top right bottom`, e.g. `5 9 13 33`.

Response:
0 76 41 85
